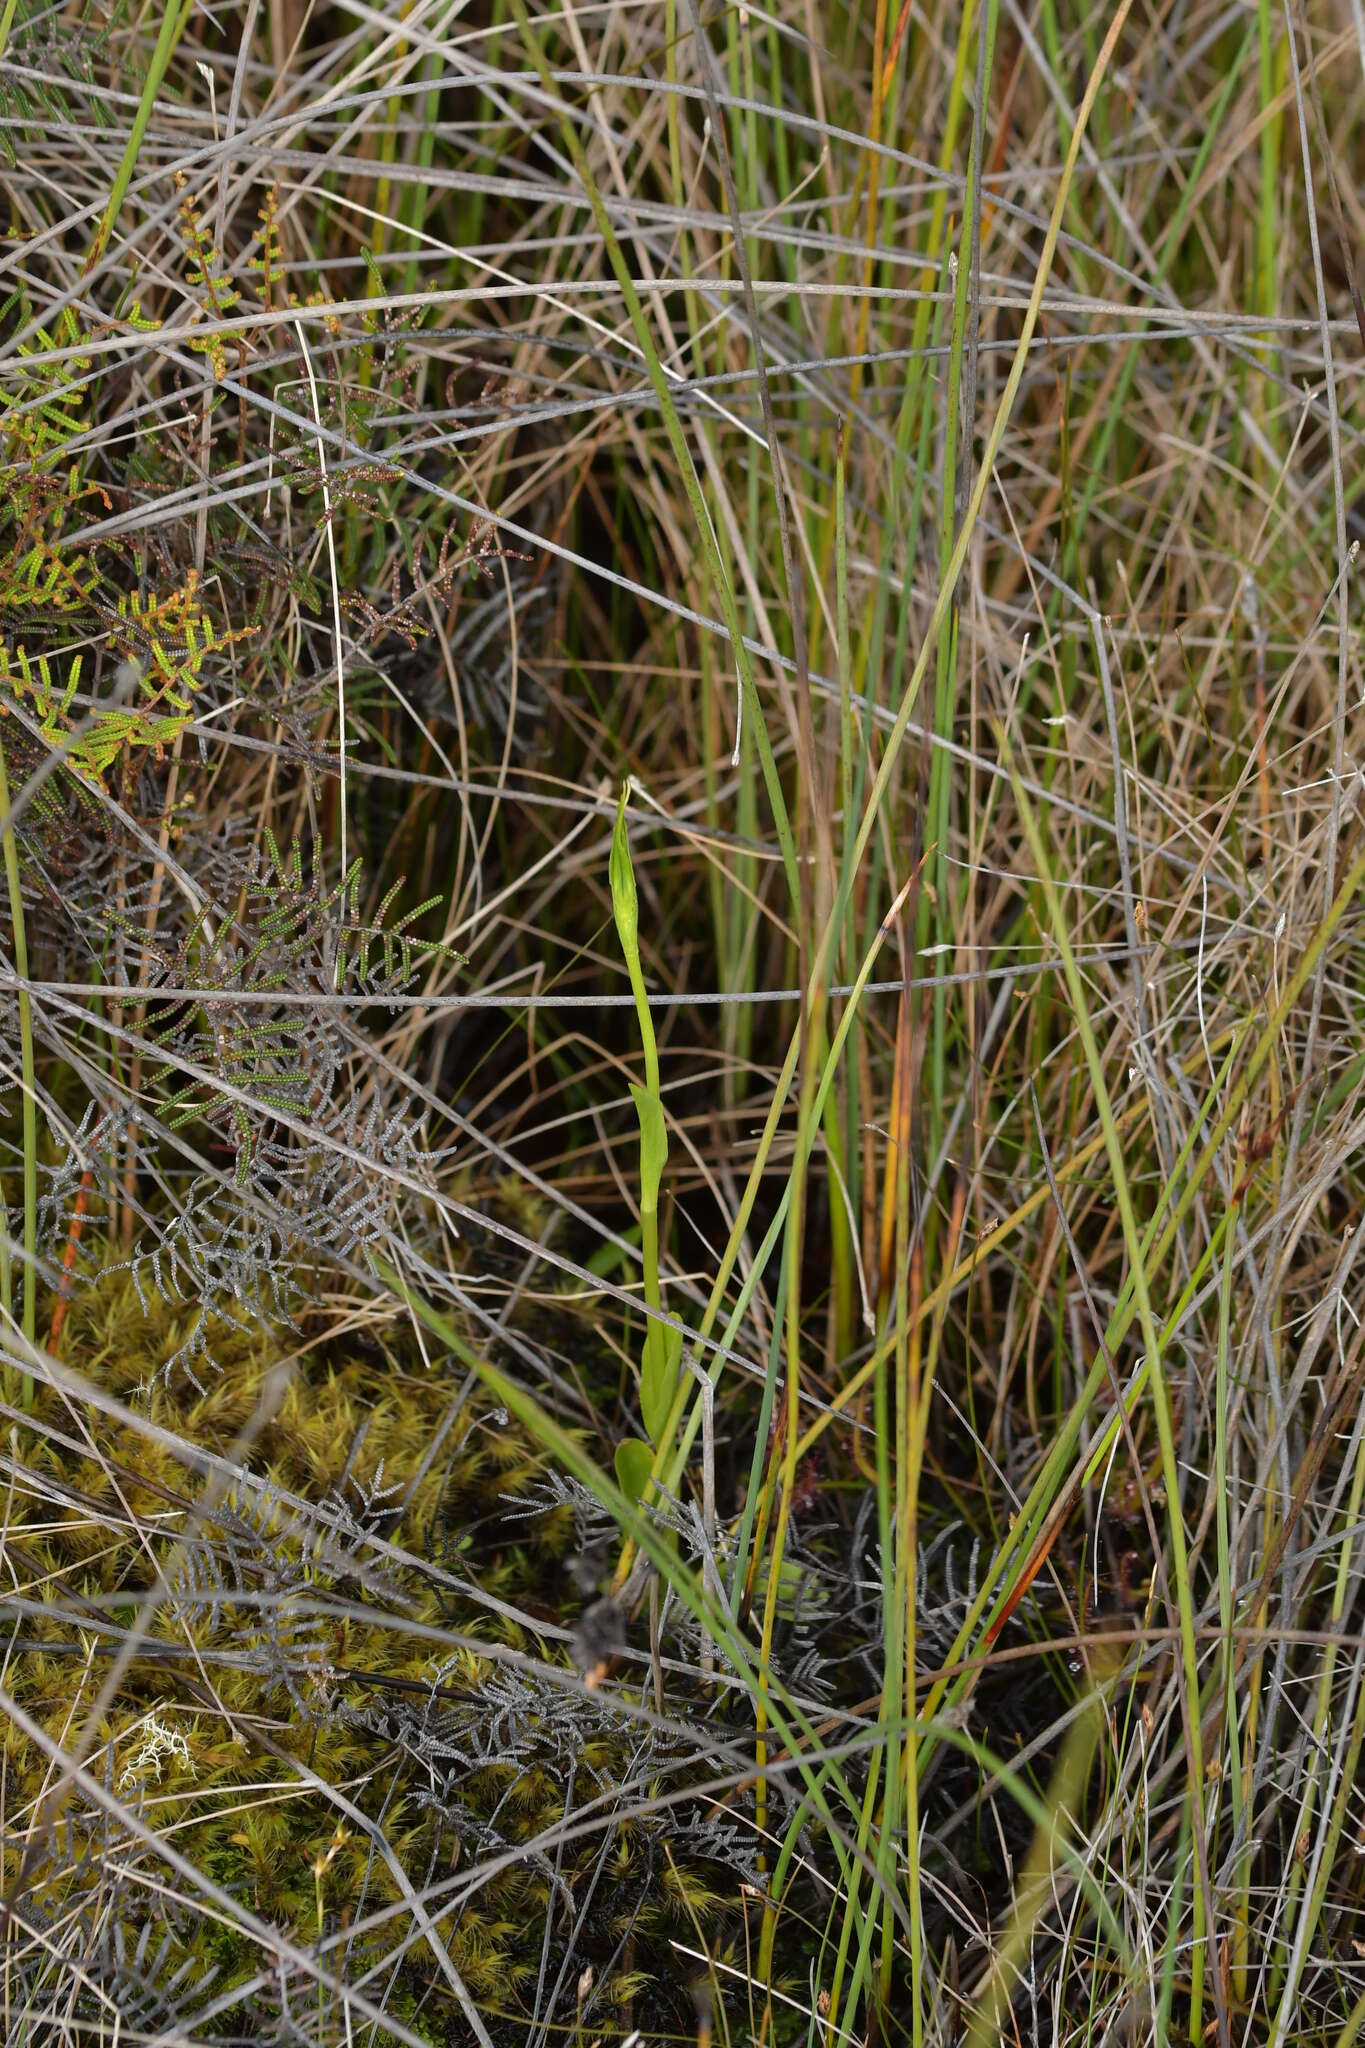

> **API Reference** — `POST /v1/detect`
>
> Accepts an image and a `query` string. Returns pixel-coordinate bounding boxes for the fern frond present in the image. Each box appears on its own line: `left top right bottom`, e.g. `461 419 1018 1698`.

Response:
173 174 241 380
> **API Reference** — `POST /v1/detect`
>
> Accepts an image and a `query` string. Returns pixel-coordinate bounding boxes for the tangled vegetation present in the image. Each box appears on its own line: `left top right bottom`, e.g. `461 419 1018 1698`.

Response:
3 0 1365 2042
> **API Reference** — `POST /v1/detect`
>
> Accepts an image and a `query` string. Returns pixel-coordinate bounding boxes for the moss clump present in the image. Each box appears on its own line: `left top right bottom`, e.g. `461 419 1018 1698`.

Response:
4 1250 768 2044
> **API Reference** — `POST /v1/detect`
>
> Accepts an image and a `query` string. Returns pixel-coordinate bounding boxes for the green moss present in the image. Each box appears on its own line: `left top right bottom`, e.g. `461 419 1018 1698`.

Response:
4 1244 762 2044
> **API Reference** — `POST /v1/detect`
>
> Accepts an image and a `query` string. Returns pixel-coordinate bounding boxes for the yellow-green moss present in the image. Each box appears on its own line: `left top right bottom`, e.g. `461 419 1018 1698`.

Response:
4 1245 756 2044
